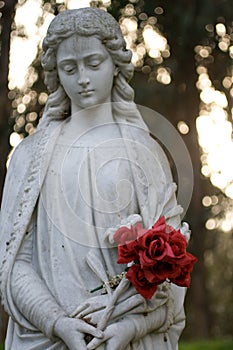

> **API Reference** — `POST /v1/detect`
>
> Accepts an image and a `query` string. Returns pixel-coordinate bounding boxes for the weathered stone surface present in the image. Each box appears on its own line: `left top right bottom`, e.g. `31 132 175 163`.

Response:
0 8 186 350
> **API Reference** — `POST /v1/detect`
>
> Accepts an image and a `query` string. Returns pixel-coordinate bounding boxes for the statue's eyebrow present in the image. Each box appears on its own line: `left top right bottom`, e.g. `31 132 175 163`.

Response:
57 58 76 66
84 52 106 59
58 52 107 65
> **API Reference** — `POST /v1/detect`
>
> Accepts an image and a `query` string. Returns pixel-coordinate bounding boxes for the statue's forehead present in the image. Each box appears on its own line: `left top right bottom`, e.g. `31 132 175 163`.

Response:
56 35 108 60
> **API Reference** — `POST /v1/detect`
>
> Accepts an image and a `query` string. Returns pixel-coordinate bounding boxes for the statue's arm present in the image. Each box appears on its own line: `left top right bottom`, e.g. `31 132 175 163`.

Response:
123 284 186 342
10 221 103 347
10 221 66 339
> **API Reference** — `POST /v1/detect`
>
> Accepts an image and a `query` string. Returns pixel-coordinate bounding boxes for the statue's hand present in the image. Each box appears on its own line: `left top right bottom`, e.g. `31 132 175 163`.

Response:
54 316 103 350
180 221 191 242
70 293 110 319
71 282 169 325
71 284 142 325
87 319 136 350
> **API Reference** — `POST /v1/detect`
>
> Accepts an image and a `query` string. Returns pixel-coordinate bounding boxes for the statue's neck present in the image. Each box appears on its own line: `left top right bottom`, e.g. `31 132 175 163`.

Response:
70 103 114 132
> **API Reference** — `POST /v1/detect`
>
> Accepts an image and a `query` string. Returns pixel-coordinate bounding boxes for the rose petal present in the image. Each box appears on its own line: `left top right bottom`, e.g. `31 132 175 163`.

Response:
126 265 158 299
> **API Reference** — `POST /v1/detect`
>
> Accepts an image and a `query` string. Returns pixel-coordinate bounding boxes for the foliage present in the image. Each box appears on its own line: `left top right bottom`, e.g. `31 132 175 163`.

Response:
0 339 232 350
180 339 233 350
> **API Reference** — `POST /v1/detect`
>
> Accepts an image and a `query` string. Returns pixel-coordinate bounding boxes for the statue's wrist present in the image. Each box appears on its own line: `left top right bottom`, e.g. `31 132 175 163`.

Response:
117 317 136 341
127 304 168 340
53 314 69 339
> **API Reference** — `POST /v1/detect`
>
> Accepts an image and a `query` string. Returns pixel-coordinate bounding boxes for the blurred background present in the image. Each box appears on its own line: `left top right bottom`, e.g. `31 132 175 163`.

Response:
0 0 232 348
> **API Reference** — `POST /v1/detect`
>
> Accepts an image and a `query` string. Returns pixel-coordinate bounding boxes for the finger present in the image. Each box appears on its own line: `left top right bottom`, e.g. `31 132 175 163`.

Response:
104 332 125 350
83 311 102 325
103 227 117 243
74 296 109 318
87 336 106 350
67 338 87 350
75 320 103 338
70 303 89 317
78 304 105 318
118 285 138 302
77 307 93 318
155 290 168 299
112 296 144 320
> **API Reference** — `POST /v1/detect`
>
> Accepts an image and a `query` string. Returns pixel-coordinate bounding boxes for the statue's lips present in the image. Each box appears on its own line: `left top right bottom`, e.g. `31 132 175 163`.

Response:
79 90 94 96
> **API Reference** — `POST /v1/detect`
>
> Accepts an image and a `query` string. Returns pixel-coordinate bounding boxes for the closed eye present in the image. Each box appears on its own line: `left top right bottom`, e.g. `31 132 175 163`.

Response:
86 54 106 69
88 60 102 68
63 65 76 74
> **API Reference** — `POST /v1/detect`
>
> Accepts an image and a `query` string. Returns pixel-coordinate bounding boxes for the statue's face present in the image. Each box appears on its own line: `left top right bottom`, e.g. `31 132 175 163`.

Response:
56 34 115 113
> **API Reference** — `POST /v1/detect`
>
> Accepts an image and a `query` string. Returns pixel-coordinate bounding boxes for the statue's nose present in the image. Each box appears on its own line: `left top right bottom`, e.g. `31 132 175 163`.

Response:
78 68 90 87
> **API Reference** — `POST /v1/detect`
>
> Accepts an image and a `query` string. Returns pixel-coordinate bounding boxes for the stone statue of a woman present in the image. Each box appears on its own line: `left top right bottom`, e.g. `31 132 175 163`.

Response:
0 8 187 350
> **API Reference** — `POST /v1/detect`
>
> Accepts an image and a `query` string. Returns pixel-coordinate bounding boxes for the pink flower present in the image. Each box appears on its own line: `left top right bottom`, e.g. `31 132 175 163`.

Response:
114 222 146 246
114 223 144 264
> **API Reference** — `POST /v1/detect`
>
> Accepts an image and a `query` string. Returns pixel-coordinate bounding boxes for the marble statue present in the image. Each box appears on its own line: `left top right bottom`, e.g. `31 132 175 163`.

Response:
0 7 188 350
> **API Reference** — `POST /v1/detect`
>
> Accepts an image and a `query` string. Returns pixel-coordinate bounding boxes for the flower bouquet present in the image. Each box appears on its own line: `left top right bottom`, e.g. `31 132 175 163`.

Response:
114 216 197 299
86 216 197 342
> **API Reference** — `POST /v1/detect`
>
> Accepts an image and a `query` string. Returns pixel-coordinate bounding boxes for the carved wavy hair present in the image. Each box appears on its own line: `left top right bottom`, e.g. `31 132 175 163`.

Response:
41 7 138 122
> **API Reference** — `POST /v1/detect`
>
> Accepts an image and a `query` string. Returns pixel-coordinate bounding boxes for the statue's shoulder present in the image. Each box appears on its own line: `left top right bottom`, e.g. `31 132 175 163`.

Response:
0 131 41 214
7 120 61 180
9 131 41 164
7 129 45 174
14 128 43 151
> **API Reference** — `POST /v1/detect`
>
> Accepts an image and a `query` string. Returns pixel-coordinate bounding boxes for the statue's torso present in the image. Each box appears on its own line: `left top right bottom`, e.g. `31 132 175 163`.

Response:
35 119 139 314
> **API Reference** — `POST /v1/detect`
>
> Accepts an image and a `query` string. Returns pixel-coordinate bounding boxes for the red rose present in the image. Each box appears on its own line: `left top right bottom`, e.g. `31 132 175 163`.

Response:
151 216 167 232
170 254 197 287
144 261 178 283
137 223 174 267
117 240 138 264
138 234 174 267
114 216 197 299
168 230 188 259
126 264 158 299
115 223 147 264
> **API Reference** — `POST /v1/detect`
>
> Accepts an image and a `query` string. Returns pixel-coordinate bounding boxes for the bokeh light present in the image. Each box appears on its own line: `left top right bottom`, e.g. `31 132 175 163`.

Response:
177 121 189 135
196 22 233 232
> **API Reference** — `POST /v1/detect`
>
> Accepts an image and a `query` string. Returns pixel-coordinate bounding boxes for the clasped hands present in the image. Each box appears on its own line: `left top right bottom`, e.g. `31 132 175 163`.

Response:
56 282 169 349
54 211 172 349
54 313 135 350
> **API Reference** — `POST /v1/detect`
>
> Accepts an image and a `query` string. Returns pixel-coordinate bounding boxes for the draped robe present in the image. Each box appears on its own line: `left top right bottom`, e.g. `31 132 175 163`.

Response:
0 114 186 349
